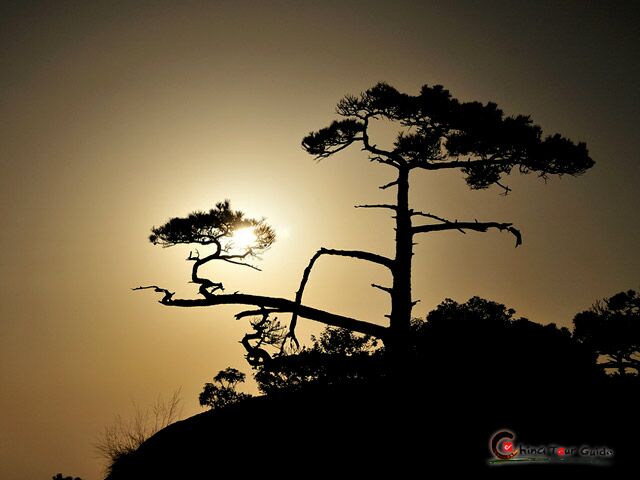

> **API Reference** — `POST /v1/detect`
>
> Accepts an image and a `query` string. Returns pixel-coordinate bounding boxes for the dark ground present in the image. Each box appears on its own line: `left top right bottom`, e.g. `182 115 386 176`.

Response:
107 375 638 478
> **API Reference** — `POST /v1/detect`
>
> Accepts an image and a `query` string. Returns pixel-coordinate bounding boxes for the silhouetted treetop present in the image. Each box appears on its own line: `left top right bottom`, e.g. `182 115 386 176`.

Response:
573 289 640 375
302 82 594 191
199 367 252 410
149 199 275 252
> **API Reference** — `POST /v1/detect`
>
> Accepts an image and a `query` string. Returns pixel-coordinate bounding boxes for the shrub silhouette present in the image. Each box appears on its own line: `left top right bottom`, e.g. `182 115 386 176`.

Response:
255 327 381 395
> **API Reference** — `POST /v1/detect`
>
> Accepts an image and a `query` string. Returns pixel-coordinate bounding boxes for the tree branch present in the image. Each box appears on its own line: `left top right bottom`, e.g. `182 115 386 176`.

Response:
495 180 512 196
132 286 175 303
220 257 262 271
371 283 393 294
234 307 284 320
355 204 398 211
361 116 405 167
379 179 399 190
135 288 387 338
289 247 394 340
312 136 364 160
410 211 467 234
420 157 508 171
412 219 522 247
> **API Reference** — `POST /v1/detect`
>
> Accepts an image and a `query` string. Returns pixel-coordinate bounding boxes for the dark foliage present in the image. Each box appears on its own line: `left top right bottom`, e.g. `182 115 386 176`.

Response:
303 82 594 190
255 297 600 395
52 475 82 480
573 290 640 375
254 327 381 395
411 297 599 386
149 199 275 251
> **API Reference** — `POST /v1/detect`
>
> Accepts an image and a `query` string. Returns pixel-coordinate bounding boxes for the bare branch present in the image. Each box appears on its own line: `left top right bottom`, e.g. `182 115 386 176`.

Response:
355 204 397 211
134 288 387 338
220 257 262 271
288 247 394 340
371 283 393 294
495 181 512 196
411 211 467 234
234 308 284 320
132 286 175 304
413 220 522 247
368 155 401 167
379 179 399 190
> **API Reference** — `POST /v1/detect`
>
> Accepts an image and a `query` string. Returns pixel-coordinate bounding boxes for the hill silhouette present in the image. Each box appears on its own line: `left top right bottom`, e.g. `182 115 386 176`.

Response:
106 375 637 477
106 298 638 477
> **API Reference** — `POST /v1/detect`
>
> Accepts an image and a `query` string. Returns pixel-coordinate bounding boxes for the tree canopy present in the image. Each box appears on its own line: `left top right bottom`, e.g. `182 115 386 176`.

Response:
573 290 640 375
149 199 275 252
303 82 593 193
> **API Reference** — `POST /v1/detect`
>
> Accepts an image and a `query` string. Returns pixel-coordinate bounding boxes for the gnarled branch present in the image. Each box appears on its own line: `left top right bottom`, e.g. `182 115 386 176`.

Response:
133 286 175 303
361 117 405 167
135 288 387 338
412 219 522 247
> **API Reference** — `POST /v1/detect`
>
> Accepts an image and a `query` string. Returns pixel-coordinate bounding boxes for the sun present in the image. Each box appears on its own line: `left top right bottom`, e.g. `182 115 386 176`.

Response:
231 227 257 250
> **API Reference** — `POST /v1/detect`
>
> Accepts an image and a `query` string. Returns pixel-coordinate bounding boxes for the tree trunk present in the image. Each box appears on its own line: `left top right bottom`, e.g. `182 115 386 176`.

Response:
389 167 413 364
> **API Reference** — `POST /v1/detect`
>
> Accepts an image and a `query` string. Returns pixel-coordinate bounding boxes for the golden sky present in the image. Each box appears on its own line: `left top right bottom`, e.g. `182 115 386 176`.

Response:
1 1 639 478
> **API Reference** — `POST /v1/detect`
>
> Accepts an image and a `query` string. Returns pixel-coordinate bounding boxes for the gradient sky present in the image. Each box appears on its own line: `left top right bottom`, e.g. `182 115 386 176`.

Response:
1 1 639 478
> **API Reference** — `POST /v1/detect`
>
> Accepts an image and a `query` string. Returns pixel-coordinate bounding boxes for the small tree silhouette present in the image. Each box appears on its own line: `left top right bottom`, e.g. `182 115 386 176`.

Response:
573 290 640 375
52 474 82 480
199 368 252 410
136 83 594 363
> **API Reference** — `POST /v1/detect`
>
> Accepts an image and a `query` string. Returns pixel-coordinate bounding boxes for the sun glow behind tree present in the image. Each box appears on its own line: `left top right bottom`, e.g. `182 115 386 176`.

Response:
231 227 258 251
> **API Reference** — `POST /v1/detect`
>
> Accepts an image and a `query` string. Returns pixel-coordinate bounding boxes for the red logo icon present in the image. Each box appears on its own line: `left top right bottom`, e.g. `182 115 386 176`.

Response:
558 447 565 456
503 441 513 452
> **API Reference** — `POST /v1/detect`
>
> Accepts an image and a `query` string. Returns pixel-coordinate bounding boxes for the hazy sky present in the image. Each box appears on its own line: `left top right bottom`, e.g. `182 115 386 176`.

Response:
1 1 639 478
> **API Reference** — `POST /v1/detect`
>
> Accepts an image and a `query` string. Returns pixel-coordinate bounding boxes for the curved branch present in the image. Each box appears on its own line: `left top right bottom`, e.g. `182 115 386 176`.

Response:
412 219 522 247
189 240 225 297
135 288 387 338
361 117 405 167
241 311 275 367
289 247 393 340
